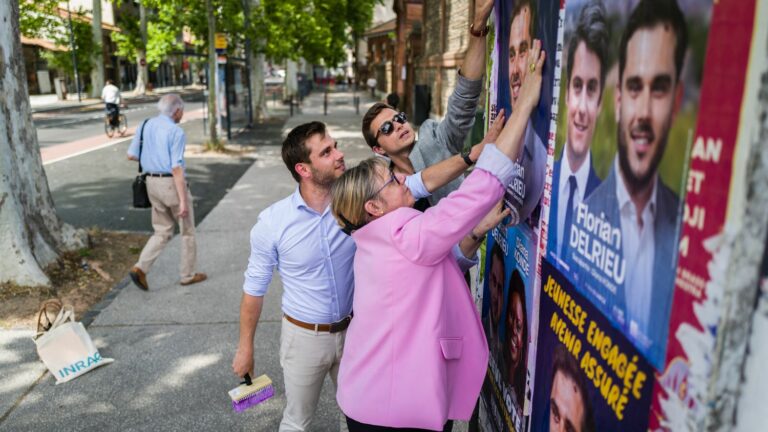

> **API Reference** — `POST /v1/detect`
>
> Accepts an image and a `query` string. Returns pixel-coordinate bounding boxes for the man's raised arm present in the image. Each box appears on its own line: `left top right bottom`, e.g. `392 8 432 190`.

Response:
420 109 505 193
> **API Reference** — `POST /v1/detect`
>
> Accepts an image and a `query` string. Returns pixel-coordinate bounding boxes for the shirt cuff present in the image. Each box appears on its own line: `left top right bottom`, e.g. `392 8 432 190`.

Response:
406 171 431 200
242 278 268 297
452 243 479 273
475 144 516 187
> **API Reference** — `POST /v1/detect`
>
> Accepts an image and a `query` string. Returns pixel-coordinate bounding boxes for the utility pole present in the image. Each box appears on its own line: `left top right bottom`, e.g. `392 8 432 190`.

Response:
205 0 220 148
66 0 81 102
241 0 254 128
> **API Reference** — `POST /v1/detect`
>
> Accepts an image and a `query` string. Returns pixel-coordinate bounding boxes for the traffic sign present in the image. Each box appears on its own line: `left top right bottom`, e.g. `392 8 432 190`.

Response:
215 33 227 50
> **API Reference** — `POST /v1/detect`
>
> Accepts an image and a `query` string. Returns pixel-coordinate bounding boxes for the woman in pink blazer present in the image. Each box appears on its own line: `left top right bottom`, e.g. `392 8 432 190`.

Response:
330 41 545 432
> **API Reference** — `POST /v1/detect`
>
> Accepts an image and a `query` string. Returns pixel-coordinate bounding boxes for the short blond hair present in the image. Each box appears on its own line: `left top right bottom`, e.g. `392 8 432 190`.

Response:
331 157 388 233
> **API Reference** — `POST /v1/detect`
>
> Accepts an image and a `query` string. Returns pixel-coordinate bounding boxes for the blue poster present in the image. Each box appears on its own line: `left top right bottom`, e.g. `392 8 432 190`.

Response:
493 0 560 228
530 260 654 432
481 224 538 432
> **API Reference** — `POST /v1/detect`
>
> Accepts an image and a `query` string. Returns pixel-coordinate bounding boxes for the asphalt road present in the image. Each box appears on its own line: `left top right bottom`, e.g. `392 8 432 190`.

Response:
39 100 282 232
33 92 208 148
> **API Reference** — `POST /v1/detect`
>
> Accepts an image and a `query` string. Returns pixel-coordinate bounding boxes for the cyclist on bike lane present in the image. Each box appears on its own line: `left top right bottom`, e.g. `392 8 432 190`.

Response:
102 80 122 126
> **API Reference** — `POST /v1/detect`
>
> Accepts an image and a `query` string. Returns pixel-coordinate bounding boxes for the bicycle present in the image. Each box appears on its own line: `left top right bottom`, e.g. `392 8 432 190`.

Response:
105 108 127 138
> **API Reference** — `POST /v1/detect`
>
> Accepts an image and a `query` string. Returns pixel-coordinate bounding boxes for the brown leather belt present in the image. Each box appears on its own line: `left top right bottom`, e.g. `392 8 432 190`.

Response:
284 313 352 333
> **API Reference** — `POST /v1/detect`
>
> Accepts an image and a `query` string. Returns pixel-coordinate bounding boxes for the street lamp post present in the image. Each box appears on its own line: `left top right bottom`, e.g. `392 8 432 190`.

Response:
66 0 82 102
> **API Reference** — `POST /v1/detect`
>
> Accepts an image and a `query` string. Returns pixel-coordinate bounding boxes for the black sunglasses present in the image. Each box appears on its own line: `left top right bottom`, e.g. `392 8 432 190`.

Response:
375 112 408 139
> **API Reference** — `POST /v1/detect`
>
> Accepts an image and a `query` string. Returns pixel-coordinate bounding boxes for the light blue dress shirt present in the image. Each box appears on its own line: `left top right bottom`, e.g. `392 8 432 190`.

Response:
242 172 477 324
127 114 186 174
243 188 356 324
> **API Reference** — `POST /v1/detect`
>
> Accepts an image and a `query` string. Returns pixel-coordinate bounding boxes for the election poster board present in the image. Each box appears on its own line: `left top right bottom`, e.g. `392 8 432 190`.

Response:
479 0 762 430
530 260 654 432
480 0 563 430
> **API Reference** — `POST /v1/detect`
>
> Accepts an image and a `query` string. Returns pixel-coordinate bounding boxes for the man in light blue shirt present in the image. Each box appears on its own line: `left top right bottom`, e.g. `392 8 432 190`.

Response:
232 121 500 431
126 94 206 291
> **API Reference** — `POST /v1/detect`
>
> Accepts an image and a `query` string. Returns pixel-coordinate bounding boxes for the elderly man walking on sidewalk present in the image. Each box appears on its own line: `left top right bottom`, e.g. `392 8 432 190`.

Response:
126 94 207 290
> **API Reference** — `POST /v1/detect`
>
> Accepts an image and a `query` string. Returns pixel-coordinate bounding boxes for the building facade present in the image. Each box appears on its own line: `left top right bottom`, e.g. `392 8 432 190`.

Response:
414 0 477 119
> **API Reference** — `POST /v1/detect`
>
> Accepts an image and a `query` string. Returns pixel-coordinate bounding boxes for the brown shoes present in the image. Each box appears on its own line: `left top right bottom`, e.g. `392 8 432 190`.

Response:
180 273 207 286
129 267 149 291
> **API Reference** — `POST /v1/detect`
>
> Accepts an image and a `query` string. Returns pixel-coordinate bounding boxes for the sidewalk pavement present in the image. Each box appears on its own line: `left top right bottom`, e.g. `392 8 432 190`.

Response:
0 89 386 431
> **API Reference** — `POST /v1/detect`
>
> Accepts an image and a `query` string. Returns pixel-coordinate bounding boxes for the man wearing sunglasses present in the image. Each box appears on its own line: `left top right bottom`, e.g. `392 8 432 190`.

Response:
362 0 495 208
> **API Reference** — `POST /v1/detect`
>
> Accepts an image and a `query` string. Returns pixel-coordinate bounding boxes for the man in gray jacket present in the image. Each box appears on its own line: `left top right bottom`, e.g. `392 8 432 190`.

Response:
361 0 494 209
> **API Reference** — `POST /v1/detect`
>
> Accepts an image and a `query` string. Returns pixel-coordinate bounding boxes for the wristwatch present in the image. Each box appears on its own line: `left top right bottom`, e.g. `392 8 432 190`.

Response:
461 149 474 166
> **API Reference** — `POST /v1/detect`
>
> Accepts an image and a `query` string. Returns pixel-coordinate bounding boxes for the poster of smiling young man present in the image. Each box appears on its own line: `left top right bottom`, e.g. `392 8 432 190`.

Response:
545 0 714 370
493 0 559 228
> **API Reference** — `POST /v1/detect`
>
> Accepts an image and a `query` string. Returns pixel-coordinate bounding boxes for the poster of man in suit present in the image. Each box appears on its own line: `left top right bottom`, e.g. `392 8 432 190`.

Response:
551 0 712 369
547 1 608 264
494 0 557 228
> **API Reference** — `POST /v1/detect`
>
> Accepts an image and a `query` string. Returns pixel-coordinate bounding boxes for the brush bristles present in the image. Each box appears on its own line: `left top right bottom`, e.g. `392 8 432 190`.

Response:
229 374 273 402
232 384 274 412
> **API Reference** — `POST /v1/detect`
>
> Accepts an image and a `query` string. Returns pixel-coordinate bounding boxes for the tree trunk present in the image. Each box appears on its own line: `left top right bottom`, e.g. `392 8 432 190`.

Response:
251 52 268 120
0 2 85 287
247 0 268 121
285 59 298 102
134 2 149 95
90 0 104 98
206 0 219 147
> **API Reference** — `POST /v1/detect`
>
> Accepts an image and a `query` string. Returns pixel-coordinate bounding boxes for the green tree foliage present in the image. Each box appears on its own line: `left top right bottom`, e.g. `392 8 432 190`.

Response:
22 0 380 72
347 0 379 39
41 8 97 87
18 0 59 39
146 22 183 68
109 0 380 70
111 8 141 61
250 0 380 67
111 1 182 71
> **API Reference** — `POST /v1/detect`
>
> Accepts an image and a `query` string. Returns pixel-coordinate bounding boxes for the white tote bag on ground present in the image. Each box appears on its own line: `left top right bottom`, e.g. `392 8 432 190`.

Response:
33 299 114 384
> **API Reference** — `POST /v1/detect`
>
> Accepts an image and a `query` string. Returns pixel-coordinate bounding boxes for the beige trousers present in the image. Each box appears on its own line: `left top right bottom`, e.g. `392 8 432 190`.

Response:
135 176 197 281
279 318 348 432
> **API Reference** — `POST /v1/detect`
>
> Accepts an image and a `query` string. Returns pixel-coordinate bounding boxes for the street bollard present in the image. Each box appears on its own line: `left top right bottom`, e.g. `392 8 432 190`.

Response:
324 90 328 116
290 95 294 117
354 95 360 115
272 91 276 107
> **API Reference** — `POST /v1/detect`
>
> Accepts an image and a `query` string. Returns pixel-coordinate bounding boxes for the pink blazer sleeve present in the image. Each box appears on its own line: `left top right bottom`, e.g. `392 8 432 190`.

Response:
390 169 505 266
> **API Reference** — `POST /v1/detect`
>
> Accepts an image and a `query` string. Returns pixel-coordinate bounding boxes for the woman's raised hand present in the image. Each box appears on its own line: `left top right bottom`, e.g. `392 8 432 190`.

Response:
516 39 546 115
493 40 546 161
